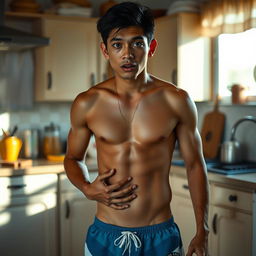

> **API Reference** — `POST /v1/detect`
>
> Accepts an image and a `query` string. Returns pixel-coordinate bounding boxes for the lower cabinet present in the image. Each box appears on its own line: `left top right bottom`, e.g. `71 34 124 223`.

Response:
170 174 196 253
209 183 253 256
59 172 97 256
0 174 58 256
170 169 254 256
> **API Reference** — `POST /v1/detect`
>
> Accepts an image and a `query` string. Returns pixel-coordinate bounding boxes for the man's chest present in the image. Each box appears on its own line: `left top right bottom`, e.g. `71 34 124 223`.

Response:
87 96 178 145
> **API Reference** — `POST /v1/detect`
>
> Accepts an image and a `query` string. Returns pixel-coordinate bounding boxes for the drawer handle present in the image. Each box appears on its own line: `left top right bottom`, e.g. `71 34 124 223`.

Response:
65 200 70 219
7 184 27 190
47 71 52 90
90 73 95 86
212 213 218 234
228 195 238 202
182 184 189 190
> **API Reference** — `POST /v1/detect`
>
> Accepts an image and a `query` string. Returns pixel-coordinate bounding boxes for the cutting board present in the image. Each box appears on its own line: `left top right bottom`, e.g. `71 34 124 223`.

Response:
200 97 225 159
0 159 33 169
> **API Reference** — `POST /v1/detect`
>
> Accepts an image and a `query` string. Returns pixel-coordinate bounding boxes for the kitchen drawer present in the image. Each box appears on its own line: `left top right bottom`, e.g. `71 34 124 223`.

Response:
211 184 252 212
0 174 57 206
170 175 191 198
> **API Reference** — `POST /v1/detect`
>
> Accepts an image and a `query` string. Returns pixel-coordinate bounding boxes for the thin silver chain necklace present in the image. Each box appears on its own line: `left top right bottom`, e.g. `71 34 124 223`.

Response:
114 82 141 124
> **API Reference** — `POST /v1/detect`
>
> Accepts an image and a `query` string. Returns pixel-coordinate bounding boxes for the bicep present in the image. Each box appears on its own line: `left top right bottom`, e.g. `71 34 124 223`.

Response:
66 94 93 160
175 93 204 167
66 125 92 160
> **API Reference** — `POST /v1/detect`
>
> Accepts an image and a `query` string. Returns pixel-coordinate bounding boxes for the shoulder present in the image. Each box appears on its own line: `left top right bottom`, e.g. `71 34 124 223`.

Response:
150 76 190 104
71 78 115 112
151 76 197 119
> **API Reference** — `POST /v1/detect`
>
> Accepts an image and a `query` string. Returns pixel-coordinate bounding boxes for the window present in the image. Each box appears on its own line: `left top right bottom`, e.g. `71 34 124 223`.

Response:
216 28 256 103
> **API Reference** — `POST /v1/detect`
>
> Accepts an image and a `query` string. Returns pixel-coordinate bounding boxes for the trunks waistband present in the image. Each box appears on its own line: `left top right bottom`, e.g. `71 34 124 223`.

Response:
93 216 175 235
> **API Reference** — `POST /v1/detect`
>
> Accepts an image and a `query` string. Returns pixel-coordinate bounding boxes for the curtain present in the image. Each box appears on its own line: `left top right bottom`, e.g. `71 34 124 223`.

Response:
201 0 256 36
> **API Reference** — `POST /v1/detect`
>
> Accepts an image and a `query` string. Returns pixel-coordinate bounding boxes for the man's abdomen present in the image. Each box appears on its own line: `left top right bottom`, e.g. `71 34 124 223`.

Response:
95 135 175 227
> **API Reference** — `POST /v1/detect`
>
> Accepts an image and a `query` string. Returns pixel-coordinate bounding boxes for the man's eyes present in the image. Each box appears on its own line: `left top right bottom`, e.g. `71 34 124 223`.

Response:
111 41 145 49
112 42 122 48
133 41 145 48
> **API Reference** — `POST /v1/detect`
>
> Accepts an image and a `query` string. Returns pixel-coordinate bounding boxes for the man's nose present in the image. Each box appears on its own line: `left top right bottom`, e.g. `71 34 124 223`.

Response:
122 45 134 59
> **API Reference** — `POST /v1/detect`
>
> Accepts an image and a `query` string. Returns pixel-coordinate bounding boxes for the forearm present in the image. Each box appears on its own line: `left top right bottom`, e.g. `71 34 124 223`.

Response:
64 156 91 195
187 162 209 234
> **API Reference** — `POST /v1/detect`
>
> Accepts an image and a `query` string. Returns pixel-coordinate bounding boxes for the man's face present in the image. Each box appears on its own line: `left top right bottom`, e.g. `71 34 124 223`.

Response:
101 26 153 80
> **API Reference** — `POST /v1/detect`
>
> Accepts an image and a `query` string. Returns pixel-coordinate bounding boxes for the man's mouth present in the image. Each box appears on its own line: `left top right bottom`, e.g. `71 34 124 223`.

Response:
121 63 137 71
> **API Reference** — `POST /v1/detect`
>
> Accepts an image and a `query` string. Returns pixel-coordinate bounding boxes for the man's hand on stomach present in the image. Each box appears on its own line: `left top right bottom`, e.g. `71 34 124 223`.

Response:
83 169 138 210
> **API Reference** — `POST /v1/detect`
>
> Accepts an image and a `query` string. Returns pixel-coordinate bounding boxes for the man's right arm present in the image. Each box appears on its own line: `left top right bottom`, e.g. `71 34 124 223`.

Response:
64 92 93 192
64 91 137 210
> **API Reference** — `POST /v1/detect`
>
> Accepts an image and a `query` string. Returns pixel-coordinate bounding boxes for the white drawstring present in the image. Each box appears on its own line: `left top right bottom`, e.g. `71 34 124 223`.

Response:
114 231 142 256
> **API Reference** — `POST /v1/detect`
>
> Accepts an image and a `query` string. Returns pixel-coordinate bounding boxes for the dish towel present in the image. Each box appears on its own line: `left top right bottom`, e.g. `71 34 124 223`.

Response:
0 50 34 110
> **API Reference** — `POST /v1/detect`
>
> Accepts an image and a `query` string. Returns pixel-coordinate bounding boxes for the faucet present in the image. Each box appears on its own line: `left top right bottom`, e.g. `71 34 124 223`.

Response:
230 116 256 141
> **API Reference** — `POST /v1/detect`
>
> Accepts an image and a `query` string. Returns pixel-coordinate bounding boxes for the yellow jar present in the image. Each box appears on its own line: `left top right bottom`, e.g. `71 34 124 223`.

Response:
0 136 22 161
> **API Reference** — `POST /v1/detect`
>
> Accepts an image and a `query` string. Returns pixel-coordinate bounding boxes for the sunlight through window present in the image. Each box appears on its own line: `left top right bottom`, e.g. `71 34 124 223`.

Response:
217 28 256 99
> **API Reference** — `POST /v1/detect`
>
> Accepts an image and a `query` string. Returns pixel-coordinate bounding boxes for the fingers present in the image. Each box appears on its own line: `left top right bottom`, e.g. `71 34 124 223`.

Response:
109 204 130 210
105 177 134 193
103 184 137 207
108 183 137 198
97 169 138 209
111 193 137 204
98 169 116 182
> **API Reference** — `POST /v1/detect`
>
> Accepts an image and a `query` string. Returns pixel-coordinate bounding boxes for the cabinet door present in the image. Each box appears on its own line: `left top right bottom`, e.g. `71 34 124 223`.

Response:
0 194 57 256
171 193 196 253
60 191 97 256
177 13 211 101
170 174 196 253
35 18 98 101
209 205 252 256
148 15 177 84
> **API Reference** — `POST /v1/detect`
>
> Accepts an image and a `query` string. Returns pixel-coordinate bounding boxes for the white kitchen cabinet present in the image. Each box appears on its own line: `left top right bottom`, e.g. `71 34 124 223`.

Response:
148 13 211 101
209 183 253 256
59 172 97 256
148 15 177 84
169 173 196 253
35 17 99 101
0 174 58 256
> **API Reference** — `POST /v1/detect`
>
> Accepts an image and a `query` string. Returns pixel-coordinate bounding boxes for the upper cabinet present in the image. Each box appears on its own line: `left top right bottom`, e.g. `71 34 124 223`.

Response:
148 13 211 102
35 17 100 102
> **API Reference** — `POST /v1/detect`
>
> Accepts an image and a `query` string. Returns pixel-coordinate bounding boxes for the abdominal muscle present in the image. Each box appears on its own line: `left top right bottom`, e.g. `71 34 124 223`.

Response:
95 142 174 227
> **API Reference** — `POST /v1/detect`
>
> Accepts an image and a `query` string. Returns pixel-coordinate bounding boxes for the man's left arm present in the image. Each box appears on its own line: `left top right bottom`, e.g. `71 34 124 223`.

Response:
174 90 209 256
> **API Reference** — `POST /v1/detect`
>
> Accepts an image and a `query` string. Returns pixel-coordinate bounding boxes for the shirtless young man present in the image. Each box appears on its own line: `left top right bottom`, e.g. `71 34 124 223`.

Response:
64 2 209 256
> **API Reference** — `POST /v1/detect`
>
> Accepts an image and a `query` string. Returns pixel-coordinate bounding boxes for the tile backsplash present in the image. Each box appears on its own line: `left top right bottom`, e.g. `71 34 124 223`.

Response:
0 103 72 156
196 103 256 161
0 101 255 161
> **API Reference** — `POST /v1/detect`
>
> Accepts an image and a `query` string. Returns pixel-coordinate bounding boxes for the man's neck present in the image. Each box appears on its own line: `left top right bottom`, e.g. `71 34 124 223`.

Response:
114 72 152 98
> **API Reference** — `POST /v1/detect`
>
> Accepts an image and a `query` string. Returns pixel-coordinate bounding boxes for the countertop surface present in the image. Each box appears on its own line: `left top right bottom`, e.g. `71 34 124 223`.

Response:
0 158 98 177
171 165 256 191
0 158 255 191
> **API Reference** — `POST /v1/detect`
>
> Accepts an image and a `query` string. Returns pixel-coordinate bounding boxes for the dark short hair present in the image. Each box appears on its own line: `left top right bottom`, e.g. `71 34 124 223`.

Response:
97 2 154 46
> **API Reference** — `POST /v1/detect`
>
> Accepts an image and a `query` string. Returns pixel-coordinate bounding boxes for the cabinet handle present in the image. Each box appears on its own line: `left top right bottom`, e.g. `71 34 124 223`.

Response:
182 184 189 190
90 73 95 87
102 73 107 81
228 195 238 202
212 213 218 234
171 69 177 84
7 184 27 190
47 71 52 90
65 200 70 219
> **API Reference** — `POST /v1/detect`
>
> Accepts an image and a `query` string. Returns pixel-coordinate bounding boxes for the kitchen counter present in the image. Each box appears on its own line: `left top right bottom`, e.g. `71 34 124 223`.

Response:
0 158 98 177
171 165 256 191
1 158 256 191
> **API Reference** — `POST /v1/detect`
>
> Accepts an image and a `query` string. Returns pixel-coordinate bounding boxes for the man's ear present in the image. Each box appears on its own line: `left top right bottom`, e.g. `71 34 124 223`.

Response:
148 39 157 57
100 42 109 60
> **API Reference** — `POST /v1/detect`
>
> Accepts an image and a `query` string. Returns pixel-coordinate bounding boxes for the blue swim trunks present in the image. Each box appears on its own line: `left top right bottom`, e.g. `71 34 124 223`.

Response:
85 216 184 256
